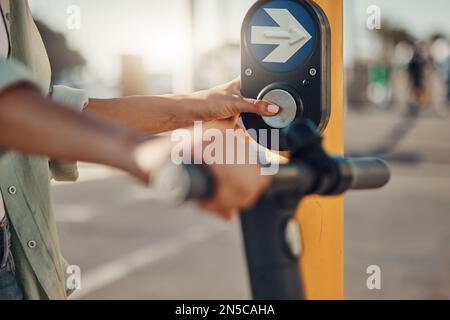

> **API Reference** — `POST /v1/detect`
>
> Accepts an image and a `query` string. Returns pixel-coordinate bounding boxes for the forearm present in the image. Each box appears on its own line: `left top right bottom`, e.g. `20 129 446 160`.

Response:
0 84 147 181
86 94 204 134
84 78 278 135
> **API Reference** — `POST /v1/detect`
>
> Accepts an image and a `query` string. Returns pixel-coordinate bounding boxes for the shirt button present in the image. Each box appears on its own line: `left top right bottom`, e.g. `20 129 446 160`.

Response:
5 12 10 21
27 240 37 249
8 186 17 195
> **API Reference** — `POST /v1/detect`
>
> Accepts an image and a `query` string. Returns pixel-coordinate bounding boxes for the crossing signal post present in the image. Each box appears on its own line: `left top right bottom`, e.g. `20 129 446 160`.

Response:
296 0 344 300
240 0 344 300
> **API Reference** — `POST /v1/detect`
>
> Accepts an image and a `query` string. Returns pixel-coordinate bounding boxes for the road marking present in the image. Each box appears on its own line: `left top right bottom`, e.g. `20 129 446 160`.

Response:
70 223 227 299
55 205 94 223
55 187 164 223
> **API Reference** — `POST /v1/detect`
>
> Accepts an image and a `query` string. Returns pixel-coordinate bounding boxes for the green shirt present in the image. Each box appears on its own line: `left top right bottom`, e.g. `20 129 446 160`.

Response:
0 0 88 299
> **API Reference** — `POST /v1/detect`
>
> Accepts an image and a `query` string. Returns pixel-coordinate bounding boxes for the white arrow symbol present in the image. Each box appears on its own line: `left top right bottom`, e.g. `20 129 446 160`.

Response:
251 8 312 63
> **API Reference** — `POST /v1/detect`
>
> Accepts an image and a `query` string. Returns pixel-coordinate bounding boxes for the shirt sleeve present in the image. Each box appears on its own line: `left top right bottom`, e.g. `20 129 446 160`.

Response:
0 58 39 93
49 85 90 182
50 85 89 111
0 58 41 158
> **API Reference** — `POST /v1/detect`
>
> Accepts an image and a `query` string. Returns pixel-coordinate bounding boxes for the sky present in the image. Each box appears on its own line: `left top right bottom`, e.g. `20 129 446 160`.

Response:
28 0 450 86
345 0 450 63
28 1 254 78
347 0 450 38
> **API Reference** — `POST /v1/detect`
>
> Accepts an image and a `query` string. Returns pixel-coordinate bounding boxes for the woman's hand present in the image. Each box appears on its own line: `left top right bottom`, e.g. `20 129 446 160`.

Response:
131 116 271 221
188 78 280 122
133 140 271 221
197 116 272 220
199 163 271 220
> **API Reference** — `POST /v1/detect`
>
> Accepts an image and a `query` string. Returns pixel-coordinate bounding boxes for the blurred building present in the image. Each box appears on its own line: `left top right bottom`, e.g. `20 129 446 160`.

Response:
195 42 240 90
120 55 149 96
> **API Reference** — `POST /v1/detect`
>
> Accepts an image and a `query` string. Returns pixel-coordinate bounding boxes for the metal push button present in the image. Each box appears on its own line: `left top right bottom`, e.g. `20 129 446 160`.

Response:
260 89 298 129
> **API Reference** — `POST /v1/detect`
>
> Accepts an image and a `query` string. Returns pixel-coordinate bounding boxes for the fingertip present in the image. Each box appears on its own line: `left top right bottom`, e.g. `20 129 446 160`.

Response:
258 101 280 116
267 104 280 115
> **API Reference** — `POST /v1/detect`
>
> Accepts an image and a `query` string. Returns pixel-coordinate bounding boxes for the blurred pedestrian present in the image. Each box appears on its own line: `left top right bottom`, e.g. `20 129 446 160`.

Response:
407 42 431 112
430 35 450 114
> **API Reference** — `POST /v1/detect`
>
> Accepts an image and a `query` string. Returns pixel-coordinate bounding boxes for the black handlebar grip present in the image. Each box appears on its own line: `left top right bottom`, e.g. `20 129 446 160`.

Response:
346 158 391 190
269 163 317 196
153 164 214 202
184 165 215 200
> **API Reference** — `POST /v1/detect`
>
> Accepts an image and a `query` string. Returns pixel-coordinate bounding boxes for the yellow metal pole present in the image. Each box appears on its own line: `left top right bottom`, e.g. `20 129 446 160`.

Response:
297 0 344 300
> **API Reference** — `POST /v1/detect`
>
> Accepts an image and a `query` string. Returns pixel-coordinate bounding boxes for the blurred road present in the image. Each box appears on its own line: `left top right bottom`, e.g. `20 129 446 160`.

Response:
345 106 450 300
53 105 450 300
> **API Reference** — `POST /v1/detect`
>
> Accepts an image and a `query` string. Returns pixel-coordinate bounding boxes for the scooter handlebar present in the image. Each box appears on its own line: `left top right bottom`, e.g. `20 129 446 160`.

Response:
153 157 390 203
345 158 391 190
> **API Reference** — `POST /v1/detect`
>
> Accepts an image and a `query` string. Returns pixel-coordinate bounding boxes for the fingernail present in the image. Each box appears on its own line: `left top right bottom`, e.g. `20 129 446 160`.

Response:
267 104 280 114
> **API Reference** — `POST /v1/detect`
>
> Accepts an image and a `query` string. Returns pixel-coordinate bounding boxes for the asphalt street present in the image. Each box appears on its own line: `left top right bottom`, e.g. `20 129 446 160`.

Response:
52 105 450 299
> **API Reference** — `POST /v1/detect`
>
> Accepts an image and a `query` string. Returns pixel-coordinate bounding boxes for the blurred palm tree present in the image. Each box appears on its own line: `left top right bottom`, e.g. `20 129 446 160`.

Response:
35 20 86 84
374 21 415 46
374 20 415 66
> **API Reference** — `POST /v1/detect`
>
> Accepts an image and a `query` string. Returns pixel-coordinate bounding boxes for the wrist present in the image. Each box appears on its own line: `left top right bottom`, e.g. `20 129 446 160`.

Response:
126 135 175 185
174 92 210 122
113 130 149 183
